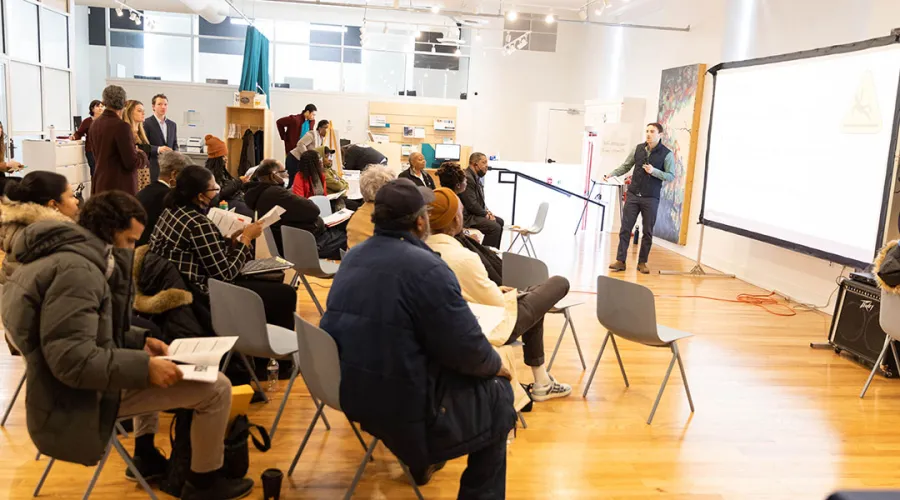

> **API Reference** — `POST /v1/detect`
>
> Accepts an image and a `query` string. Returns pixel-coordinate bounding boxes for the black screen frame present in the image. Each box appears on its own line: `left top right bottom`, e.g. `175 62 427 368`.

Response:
698 34 900 270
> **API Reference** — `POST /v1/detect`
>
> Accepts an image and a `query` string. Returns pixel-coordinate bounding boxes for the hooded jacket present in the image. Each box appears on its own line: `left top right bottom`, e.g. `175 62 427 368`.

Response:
0 201 73 285
244 181 325 255
1 221 150 465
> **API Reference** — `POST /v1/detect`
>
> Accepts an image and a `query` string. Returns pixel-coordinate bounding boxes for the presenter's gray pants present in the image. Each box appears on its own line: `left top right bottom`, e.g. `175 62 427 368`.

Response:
617 195 660 264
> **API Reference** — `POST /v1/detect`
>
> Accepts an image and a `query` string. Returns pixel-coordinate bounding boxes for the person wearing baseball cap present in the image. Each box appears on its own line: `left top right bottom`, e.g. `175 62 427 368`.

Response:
426 188 572 402
321 178 516 495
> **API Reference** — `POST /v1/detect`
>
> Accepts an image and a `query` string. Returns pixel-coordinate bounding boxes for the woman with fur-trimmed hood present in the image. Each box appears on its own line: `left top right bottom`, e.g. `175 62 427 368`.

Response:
1 171 79 354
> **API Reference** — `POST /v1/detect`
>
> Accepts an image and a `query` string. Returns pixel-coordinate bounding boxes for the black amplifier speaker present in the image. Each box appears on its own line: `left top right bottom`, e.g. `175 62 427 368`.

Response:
829 278 898 377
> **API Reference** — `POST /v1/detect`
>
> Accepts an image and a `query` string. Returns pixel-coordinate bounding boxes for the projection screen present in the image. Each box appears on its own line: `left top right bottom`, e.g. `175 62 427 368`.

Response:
700 38 900 268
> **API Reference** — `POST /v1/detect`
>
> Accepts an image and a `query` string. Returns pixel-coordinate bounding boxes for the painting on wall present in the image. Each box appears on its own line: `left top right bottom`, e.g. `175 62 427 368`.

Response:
653 63 706 245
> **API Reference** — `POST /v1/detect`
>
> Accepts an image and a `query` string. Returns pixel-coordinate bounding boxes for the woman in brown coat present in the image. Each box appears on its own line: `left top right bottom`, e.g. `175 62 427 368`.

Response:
91 85 140 195
123 99 152 191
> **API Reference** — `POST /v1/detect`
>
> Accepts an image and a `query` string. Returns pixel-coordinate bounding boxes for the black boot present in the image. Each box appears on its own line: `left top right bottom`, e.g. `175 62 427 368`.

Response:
181 469 254 500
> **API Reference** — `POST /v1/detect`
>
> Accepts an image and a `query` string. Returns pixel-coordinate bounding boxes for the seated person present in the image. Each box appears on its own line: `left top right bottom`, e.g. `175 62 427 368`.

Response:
1 191 253 499
398 152 436 189
312 145 354 211
321 179 516 495
346 164 395 249
460 152 505 248
426 187 572 402
136 150 189 246
436 162 502 285
244 159 346 260
204 135 251 217
149 165 297 329
291 150 328 199
341 143 387 171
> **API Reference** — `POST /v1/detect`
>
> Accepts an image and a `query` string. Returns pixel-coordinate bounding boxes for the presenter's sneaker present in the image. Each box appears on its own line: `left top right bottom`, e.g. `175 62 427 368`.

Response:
637 263 650 274
609 261 626 272
125 449 168 482
531 376 572 402
181 477 254 500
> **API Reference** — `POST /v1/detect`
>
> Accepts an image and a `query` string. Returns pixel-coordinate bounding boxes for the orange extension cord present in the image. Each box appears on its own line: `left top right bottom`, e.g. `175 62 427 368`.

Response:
665 292 799 317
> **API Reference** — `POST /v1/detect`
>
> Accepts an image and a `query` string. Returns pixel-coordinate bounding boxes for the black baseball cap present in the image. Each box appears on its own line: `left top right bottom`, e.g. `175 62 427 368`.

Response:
375 178 435 218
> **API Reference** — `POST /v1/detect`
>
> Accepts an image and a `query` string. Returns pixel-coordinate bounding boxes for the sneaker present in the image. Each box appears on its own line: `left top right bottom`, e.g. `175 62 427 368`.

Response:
608 261 626 272
125 449 168 482
531 376 572 402
409 460 447 486
181 477 254 500
637 263 650 274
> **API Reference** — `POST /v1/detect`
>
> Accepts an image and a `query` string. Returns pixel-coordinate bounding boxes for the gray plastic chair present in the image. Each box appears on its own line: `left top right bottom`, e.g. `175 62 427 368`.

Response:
506 201 549 258
309 195 332 217
288 314 424 500
208 279 330 438
34 416 157 499
281 226 340 316
502 252 586 372
860 290 900 398
583 276 694 424
0 284 24 428
263 226 281 258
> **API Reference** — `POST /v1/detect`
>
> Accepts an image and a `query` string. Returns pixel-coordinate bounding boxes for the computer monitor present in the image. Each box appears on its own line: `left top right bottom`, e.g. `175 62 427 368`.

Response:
434 144 461 161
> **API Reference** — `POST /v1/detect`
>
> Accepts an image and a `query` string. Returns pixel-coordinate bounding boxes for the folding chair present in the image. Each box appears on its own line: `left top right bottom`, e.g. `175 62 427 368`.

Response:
309 195 332 217
583 276 695 424
860 290 900 398
289 314 424 499
281 226 339 316
506 202 549 258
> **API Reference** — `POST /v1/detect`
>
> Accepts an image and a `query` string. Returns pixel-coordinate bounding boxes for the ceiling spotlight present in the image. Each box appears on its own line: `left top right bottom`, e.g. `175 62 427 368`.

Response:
115 7 123 16
430 5 440 13
577 7 587 20
415 30 422 38
454 48 461 57
545 14 555 24
431 45 436 53
135 17 141 25
506 10 518 21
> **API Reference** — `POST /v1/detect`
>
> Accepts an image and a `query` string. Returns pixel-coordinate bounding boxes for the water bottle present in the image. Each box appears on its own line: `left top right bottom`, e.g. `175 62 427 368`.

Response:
266 359 279 392
219 200 229 211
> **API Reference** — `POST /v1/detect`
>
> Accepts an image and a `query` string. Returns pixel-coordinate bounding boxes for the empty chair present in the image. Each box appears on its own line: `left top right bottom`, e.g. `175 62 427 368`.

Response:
34 416 157 499
502 252 586 372
583 276 695 425
309 195 332 217
860 290 900 398
288 314 424 499
208 279 330 438
281 226 340 315
506 201 549 258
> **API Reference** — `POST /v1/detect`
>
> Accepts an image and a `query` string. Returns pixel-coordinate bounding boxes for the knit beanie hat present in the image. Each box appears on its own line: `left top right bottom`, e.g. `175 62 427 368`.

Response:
205 135 227 158
428 187 460 231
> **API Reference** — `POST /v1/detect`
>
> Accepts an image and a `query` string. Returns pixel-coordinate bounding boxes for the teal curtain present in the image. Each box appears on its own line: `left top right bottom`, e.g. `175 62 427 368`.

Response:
239 26 271 107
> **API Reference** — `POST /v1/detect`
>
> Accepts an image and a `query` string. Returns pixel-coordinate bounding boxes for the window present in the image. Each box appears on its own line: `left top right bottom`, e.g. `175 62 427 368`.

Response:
8 0 39 62
109 33 192 81
43 68 71 131
40 9 70 68
503 13 557 53
275 44 340 91
10 62 42 132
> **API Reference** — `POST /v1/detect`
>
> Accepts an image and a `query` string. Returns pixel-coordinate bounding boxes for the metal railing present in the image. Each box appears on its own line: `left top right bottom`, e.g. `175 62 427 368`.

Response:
490 167 606 229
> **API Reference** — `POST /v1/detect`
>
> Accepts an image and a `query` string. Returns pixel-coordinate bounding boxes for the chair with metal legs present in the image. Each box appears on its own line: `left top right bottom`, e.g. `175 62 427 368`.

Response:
582 276 695 425
33 416 157 499
209 279 330 439
501 252 586 373
281 226 340 316
506 202 549 258
860 290 900 398
309 195 333 217
288 314 425 499
1 369 24 426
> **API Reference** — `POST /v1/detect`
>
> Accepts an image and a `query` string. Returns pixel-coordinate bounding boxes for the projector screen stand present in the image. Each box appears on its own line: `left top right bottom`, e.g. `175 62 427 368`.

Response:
658 224 735 278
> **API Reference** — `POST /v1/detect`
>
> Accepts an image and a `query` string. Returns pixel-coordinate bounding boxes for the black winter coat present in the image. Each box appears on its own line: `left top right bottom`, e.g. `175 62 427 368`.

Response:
244 181 325 255
320 230 515 469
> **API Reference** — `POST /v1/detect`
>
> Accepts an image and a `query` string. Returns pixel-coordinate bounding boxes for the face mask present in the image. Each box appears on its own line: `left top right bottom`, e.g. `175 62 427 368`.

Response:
477 168 487 178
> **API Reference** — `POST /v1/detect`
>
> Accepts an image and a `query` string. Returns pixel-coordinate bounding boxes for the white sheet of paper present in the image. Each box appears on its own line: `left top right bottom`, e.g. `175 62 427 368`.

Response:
322 208 354 227
177 364 219 383
207 208 251 236
162 336 237 366
327 190 347 201
257 205 286 229
467 303 506 339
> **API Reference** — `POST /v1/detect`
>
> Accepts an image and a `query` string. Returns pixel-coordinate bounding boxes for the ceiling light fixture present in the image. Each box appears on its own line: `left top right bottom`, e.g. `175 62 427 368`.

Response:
545 14 555 24
577 7 588 20
115 7 123 16
454 48 461 57
506 10 518 21
430 5 441 13
416 30 422 38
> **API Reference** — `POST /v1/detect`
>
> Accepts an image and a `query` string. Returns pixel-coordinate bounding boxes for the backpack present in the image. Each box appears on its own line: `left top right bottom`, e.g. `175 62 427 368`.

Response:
160 410 271 497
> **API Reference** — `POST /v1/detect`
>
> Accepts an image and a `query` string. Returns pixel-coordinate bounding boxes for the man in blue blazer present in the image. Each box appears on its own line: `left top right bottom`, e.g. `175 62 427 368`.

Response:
143 94 178 182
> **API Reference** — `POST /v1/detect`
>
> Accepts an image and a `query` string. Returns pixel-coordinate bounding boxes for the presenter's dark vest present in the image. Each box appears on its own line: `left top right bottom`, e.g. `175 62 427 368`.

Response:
629 141 671 199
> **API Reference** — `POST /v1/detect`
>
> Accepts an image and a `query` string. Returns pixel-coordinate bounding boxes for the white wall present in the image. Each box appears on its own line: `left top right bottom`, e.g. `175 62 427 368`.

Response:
584 0 900 307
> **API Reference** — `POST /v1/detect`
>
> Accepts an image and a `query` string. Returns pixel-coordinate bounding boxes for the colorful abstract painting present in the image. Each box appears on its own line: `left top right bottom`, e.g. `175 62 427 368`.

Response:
654 64 706 245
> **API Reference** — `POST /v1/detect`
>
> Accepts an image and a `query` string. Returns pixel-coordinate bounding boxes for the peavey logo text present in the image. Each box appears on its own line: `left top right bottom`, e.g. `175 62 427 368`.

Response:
860 300 875 312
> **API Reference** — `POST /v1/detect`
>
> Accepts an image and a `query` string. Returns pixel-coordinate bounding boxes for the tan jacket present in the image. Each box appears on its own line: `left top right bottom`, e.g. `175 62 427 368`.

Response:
0 201 73 285
346 202 375 249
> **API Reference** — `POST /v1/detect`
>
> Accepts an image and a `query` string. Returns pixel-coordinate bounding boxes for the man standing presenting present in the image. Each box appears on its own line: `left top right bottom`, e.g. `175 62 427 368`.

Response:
460 152 504 248
604 122 675 274
144 94 177 183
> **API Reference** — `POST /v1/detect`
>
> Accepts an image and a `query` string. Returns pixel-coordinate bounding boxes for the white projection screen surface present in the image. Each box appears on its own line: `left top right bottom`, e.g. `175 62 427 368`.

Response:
702 42 900 267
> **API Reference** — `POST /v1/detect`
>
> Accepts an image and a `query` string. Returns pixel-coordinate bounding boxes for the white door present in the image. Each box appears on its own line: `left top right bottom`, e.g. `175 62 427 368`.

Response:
545 109 584 164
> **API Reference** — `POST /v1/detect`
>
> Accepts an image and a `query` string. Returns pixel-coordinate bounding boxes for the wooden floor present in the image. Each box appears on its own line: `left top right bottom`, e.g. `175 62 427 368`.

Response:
1 228 898 499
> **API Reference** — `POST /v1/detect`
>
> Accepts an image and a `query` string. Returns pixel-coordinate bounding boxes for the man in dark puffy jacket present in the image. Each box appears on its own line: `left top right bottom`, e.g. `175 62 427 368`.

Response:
320 178 516 498
1 191 253 500
244 158 346 259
